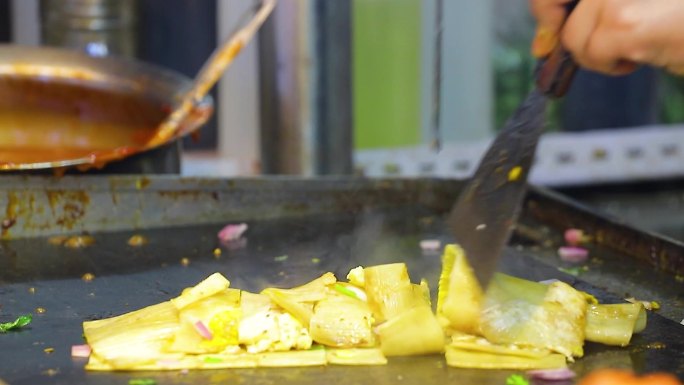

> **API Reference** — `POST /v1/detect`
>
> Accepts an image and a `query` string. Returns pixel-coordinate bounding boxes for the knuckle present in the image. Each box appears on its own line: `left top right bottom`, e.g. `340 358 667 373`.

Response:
560 29 580 56
602 0 639 30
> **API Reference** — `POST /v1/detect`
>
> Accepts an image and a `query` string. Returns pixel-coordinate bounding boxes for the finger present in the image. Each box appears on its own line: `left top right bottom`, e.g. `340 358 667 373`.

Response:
530 0 574 57
566 0 641 75
667 64 684 76
582 26 638 74
529 0 574 32
561 0 602 68
531 26 560 57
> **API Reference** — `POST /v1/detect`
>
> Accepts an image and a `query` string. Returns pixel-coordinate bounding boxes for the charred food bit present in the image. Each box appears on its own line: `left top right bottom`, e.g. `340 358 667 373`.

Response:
48 235 68 245
82 273 95 282
127 235 148 247
64 235 95 248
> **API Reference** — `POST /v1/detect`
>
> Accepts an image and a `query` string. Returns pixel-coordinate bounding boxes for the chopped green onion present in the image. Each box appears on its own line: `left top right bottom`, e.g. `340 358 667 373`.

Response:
333 284 358 299
128 379 156 385
505 374 529 385
558 266 588 276
203 356 223 363
0 314 32 333
274 255 288 262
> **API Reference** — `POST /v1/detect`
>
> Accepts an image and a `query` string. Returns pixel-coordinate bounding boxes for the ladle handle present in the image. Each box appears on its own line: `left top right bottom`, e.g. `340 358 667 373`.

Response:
147 0 277 148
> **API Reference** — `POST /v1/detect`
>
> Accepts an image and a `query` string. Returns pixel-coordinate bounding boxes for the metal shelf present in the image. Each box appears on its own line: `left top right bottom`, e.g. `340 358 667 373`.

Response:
355 125 684 187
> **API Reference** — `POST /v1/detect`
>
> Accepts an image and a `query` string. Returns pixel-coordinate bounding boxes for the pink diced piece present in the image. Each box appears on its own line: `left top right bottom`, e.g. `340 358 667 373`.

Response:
564 228 585 246
194 320 213 340
71 344 91 358
557 246 589 263
527 367 576 381
419 239 442 251
217 223 248 242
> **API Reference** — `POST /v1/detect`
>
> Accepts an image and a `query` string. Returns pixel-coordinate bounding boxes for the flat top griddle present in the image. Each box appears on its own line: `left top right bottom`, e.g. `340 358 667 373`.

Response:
0 176 682 385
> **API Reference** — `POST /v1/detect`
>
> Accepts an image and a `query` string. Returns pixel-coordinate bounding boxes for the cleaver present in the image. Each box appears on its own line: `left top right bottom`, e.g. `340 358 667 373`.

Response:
448 0 580 288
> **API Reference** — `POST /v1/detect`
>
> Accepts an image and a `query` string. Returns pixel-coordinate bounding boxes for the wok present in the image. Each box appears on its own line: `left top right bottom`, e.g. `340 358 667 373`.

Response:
0 45 213 172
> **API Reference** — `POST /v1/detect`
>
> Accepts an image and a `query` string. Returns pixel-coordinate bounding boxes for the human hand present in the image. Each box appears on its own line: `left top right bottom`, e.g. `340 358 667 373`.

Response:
530 0 684 75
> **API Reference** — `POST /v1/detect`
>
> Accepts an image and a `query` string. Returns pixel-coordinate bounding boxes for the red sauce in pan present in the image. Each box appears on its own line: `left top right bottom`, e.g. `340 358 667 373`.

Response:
0 76 172 170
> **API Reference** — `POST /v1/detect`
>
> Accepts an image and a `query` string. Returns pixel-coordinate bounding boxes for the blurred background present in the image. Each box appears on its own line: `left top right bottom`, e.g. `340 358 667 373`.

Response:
3 0 684 238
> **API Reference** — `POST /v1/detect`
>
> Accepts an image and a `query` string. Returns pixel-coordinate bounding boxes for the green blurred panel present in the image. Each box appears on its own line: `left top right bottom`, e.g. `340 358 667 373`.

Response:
352 0 421 149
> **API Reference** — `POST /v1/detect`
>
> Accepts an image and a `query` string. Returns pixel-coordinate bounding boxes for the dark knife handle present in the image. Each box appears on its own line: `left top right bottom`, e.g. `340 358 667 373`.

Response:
536 0 580 98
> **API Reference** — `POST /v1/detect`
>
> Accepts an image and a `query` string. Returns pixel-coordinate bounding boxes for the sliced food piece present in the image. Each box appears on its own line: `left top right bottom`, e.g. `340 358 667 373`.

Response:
584 303 646 346
309 296 375 348
363 263 416 323
480 274 587 359
171 273 231 310
84 301 180 369
375 306 445 356
261 272 337 326
238 309 312 354
445 346 567 370
262 288 315 327
448 333 552 358
168 289 242 354
436 244 483 335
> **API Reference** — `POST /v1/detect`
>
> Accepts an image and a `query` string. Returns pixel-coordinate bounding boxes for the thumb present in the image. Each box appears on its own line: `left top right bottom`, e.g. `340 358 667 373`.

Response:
532 26 559 58
530 0 574 57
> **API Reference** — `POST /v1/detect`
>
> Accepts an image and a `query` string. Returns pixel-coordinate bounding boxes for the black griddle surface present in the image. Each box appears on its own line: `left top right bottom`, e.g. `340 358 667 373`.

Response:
1 212 683 385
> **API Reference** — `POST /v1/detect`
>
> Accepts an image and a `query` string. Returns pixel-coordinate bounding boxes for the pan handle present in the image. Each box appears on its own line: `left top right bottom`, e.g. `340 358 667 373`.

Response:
535 0 580 98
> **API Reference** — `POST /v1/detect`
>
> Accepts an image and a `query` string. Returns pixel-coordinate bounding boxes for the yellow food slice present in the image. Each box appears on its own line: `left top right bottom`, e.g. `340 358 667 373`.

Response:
375 306 445 356
436 244 483 335
309 296 375 348
257 349 327 367
480 279 587 359
364 263 415 323
326 348 388 365
445 346 567 369
449 333 552 358
171 273 231 310
584 303 646 346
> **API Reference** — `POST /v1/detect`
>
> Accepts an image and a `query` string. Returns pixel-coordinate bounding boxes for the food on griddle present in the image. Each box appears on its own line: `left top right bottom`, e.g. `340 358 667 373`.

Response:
82 263 441 370
80 244 650 371
625 297 660 311
72 344 91 358
217 223 248 243
48 235 69 245
505 374 530 385
82 273 95 282
419 239 441 252
127 235 148 247
50 234 95 248
61 235 95 248
438 245 647 369
526 367 576 381
558 246 590 263
564 228 591 246
0 314 32 333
